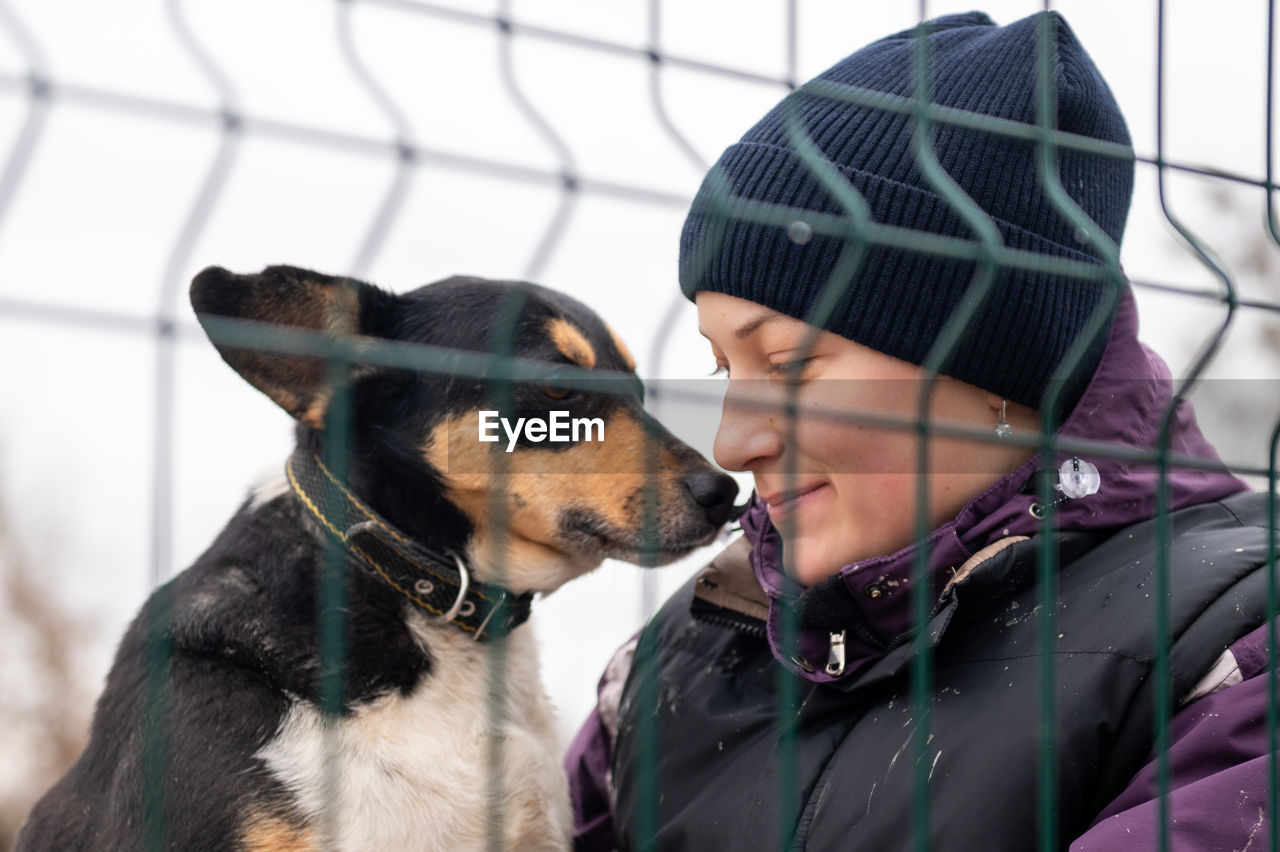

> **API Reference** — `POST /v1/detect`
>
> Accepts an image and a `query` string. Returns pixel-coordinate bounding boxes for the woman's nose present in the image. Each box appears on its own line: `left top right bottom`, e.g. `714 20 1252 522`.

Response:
713 380 785 471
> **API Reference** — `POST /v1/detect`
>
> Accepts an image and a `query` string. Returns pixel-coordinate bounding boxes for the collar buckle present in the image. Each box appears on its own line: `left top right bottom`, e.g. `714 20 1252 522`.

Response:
344 519 472 623
435 552 471 623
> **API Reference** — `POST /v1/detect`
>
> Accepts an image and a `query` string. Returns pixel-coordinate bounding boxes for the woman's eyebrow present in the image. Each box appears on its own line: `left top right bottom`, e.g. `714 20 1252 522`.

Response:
696 307 791 341
733 309 789 339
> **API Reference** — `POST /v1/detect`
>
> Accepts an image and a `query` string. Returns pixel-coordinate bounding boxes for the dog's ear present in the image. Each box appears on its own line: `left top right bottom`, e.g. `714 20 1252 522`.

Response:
191 265 388 429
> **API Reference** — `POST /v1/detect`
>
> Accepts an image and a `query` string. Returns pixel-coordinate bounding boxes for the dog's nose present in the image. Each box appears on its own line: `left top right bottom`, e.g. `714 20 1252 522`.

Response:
682 469 738 527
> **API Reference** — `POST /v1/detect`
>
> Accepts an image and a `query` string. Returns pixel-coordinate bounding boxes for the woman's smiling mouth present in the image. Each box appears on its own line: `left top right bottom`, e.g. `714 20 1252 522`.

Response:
760 482 830 522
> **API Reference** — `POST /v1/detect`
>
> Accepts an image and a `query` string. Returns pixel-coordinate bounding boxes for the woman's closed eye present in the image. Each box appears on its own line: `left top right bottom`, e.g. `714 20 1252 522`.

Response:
765 357 818 379
708 359 817 379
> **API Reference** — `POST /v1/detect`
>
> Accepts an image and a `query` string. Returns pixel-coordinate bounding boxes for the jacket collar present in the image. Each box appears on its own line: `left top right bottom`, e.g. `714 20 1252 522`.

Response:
739 288 1248 683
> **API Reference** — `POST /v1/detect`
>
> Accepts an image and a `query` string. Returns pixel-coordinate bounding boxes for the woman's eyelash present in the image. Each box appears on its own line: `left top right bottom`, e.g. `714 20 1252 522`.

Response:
707 359 813 378
765 357 816 377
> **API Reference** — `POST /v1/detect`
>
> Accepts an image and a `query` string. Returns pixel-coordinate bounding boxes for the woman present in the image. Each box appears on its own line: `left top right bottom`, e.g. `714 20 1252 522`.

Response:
568 11 1275 851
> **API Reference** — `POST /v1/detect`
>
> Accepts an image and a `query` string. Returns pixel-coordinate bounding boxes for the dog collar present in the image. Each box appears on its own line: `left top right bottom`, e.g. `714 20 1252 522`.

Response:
285 449 533 641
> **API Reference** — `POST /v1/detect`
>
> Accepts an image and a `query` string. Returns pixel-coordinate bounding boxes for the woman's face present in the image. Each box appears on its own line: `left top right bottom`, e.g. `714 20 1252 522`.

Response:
697 291 1039 586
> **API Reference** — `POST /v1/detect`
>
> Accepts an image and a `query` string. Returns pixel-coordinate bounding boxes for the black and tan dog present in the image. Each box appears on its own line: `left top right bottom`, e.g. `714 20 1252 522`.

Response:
17 265 736 851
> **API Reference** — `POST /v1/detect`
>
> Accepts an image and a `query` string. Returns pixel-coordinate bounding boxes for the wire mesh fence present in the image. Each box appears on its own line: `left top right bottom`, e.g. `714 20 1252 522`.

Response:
0 1 1278 850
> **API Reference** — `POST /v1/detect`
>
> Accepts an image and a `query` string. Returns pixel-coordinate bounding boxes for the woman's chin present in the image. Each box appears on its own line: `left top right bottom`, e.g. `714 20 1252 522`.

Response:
780 539 847 587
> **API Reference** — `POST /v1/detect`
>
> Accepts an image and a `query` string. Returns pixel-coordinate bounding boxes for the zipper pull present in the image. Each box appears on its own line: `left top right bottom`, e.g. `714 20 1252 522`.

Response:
825 630 847 676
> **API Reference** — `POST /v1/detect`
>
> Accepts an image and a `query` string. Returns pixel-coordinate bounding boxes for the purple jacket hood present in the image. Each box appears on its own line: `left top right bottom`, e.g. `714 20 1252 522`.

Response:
742 288 1248 683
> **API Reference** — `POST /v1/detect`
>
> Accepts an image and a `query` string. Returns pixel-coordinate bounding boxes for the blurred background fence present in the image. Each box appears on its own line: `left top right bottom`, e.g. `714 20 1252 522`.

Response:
0 0 1278 846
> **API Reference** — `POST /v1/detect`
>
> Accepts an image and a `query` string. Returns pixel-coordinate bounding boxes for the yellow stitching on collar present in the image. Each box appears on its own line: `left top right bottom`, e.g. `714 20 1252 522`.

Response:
309 452 500 605
307 452 462 591
310 453 410 545
286 456 476 631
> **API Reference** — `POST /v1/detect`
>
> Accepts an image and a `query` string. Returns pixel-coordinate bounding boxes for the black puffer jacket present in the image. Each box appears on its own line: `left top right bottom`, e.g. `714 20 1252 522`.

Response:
611 491 1274 851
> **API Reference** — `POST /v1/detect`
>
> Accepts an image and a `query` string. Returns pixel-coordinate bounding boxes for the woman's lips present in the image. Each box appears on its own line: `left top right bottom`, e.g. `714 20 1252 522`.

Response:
762 483 829 522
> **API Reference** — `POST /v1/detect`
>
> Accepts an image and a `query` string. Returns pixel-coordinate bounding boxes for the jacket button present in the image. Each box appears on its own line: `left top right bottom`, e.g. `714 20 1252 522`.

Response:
789 654 816 673
864 582 888 599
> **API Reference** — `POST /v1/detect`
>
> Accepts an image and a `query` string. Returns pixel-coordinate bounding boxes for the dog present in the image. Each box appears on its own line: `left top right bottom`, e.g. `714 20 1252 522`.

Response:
17 265 737 851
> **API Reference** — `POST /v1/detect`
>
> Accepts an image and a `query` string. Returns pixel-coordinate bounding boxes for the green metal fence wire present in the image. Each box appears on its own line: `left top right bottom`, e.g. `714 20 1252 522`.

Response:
336 0 417 281
1268 7 1280 852
1151 5 1236 850
0 2 46 242
0 1 1279 851
1271 420 1280 852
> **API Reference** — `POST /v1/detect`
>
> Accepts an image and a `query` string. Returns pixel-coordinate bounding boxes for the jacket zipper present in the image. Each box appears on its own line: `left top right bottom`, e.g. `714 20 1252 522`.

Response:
692 607 767 640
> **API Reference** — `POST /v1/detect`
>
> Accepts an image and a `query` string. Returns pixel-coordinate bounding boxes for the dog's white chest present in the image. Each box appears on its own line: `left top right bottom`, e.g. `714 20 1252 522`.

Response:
255 616 571 851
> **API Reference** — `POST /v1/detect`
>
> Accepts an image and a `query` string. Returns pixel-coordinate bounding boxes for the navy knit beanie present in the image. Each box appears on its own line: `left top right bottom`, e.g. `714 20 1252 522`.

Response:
679 11 1134 414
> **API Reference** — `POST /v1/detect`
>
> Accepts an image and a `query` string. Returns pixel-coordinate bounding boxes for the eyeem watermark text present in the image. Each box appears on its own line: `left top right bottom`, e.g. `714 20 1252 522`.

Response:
478 410 605 452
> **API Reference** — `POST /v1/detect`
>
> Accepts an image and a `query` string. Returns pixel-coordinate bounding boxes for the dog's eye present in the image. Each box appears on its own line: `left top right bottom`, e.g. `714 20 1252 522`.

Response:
541 384 572 400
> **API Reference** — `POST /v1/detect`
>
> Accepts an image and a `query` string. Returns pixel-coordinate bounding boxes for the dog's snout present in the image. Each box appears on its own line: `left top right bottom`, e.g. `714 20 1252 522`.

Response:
682 469 738 527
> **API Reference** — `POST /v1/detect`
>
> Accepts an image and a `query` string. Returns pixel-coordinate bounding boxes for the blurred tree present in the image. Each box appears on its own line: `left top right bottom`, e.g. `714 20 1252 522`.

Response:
0 473 97 848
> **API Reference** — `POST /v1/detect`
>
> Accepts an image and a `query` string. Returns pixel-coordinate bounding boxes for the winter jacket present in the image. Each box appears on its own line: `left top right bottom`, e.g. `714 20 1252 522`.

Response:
565 288 1278 851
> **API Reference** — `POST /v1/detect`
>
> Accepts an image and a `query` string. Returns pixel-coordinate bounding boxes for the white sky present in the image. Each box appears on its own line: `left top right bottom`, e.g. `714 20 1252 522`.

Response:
0 0 1277 758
